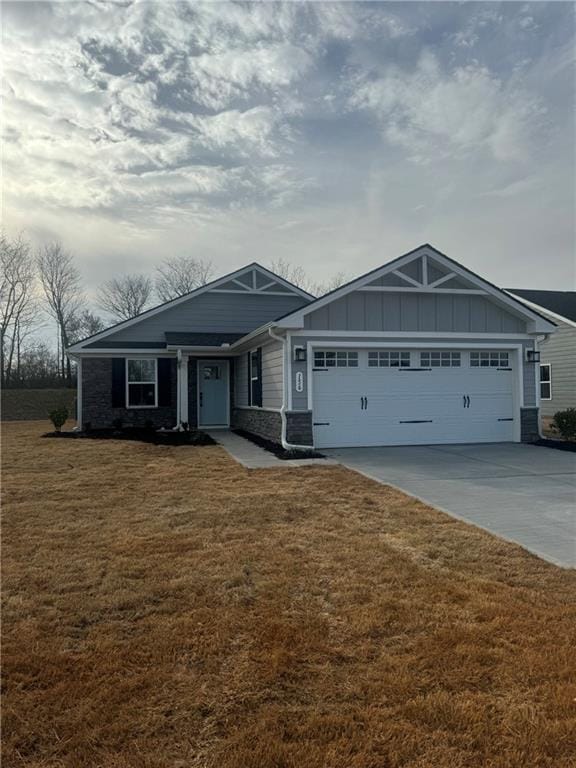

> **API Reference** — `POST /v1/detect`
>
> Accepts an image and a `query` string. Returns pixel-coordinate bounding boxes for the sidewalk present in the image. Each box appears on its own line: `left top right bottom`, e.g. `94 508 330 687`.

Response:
206 430 335 469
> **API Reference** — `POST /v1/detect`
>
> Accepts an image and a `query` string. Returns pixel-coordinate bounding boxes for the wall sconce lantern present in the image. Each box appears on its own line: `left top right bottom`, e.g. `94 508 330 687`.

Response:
526 349 541 363
294 346 306 362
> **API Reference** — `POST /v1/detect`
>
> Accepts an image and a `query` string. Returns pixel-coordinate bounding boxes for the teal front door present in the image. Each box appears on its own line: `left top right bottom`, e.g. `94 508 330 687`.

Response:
198 360 229 427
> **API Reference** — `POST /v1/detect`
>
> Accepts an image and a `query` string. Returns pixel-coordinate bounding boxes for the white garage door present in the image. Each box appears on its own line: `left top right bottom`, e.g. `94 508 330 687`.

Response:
312 349 518 448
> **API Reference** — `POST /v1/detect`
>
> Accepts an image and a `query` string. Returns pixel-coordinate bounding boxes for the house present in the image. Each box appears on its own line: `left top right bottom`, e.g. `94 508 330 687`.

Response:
67 244 556 449
507 289 576 421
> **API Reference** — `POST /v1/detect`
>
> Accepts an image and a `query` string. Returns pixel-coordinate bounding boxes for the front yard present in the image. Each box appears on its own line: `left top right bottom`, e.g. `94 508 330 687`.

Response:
2 421 575 767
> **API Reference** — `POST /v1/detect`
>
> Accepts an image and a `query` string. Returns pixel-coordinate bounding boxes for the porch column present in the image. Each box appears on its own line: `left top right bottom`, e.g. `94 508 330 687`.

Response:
179 352 189 426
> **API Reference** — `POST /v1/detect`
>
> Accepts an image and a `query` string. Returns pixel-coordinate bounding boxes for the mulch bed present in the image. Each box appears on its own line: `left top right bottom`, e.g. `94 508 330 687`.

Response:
232 429 325 460
535 437 576 453
43 427 215 446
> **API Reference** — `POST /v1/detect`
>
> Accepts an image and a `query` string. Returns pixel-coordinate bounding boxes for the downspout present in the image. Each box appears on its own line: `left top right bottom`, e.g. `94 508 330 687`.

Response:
268 327 312 452
175 348 183 430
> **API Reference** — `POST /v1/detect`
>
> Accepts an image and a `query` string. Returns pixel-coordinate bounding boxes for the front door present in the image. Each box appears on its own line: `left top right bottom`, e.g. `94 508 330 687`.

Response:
198 360 229 427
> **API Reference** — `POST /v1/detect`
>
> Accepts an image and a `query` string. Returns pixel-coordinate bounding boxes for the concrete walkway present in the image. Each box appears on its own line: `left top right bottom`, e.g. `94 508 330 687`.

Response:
324 443 576 568
206 430 335 469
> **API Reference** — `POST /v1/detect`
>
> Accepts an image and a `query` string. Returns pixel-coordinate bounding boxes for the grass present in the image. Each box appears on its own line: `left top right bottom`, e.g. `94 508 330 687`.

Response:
2 421 576 768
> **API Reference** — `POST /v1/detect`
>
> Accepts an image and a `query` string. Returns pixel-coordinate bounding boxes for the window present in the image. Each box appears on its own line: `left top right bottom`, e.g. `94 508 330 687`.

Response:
470 351 509 368
420 351 461 368
314 350 358 368
249 349 261 405
203 365 220 380
127 359 157 407
368 351 411 368
540 364 552 400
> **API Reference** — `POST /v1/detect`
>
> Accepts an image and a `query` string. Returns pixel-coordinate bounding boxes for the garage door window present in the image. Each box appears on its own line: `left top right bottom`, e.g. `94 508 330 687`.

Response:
420 351 461 367
368 351 411 368
314 351 358 368
470 351 509 368
540 364 552 400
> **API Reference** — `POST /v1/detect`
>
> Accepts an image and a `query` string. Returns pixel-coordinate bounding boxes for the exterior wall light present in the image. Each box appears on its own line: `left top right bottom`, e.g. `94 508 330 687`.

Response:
526 349 541 363
294 346 306 362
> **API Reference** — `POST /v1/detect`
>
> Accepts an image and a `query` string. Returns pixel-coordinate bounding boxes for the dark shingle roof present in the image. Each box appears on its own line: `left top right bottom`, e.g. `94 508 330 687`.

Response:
164 332 244 347
84 341 166 349
508 290 576 323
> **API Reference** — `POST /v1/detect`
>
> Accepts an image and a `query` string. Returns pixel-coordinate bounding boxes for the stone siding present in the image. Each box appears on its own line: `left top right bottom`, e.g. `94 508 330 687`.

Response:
82 357 177 429
520 407 540 443
285 411 313 446
232 407 282 443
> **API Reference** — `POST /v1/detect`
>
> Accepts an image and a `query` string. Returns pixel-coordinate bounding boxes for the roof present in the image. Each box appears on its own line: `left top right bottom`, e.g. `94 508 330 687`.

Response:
164 332 244 347
273 243 556 332
507 290 576 323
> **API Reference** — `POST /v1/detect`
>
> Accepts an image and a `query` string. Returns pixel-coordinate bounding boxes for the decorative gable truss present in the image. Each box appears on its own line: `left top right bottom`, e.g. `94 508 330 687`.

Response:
211 266 305 296
276 245 557 334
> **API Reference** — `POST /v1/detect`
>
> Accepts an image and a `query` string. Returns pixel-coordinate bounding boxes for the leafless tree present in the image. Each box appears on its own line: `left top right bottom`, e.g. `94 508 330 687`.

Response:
98 274 153 320
155 256 214 302
269 258 347 297
1 233 38 387
37 241 83 385
67 309 106 345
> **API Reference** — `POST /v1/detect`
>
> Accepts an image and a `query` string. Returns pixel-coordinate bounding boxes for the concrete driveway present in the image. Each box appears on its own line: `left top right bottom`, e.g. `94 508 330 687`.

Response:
323 443 576 568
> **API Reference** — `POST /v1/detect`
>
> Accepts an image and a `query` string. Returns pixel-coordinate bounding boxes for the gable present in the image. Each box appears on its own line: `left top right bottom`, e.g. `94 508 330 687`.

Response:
70 263 311 351
279 245 556 335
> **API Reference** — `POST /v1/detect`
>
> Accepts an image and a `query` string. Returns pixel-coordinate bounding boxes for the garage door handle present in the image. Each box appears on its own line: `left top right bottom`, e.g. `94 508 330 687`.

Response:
365 396 368 410
463 395 470 408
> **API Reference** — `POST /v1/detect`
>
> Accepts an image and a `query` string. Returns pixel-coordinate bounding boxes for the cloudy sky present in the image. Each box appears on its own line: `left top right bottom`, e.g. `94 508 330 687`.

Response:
3 1 575 299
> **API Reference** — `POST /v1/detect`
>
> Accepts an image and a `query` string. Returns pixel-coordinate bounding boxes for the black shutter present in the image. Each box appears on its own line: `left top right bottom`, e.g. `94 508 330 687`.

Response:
247 351 252 406
254 347 263 407
111 358 125 407
158 358 172 407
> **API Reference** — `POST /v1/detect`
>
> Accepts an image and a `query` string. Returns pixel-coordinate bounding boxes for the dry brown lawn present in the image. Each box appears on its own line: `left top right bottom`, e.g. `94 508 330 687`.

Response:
2 421 576 768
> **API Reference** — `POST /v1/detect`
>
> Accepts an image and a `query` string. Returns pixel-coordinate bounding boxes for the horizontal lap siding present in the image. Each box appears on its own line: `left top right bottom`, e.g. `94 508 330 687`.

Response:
234 353 249 407
261 340 283 410
304 293 526 334
539 324 576 416
102 293 307 343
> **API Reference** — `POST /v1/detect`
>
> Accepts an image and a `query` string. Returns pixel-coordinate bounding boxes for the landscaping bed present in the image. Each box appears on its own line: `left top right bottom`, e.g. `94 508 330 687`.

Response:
232 428 325 459
43 426 215 446
535 437 576 453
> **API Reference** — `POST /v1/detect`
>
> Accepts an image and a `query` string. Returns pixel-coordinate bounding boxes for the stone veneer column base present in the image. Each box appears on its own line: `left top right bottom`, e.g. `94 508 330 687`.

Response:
231 408 314 447
520 407 540 443
285 411 313 446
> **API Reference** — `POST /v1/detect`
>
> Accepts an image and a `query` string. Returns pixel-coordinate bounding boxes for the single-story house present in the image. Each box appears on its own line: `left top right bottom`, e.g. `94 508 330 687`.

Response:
507 289 576 420
68 244 556 449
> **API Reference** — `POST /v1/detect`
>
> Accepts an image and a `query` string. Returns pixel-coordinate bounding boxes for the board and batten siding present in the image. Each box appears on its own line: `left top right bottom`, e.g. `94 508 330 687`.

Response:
289 336 537 412
98 292 308 344
303 292 527 334
538 321 576 417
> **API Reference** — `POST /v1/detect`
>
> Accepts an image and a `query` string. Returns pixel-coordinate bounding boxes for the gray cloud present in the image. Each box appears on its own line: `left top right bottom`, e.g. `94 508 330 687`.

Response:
2 1 574 293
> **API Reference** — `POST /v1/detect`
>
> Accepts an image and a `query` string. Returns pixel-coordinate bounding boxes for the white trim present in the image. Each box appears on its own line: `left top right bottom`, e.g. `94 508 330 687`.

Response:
211 289 308 296
428 272 457 288
74 349 175 356
125 358 158 409
359 286 487 294
234 406 282 414
76 357 82 429
180 352 189 424
506 292 576 328
197 359 230 428
67 263 313 352
422 254 428 286
290 330 533 339
275 245 556 332
539 362 552 400
391 269 421 288
286 331 293 411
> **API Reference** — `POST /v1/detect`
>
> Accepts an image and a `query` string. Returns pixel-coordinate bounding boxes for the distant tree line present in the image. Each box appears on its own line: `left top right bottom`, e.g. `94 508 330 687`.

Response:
1 232 346 389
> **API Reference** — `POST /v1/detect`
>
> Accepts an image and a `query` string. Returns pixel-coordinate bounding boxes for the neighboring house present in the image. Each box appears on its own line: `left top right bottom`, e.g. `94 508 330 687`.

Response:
507 289 576 420
68 244 556 449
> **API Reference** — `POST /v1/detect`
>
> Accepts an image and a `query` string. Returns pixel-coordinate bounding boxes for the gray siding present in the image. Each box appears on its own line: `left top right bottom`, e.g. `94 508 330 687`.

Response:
234 352 249 407
261 340 283 409
304 292 526 334
290 336 536 411
103 292 307 344
538 322 576 416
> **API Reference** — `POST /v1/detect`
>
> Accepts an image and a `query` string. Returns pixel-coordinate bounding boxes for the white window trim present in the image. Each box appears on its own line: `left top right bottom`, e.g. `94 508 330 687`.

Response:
313 350 359 368
126 358 158 409
420 351 461 367
470 351 510 368
539 363 552 400
368 350 411 368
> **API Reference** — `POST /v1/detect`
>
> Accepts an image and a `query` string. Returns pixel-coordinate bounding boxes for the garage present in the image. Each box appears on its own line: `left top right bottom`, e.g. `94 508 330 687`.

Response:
312 348 519 448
